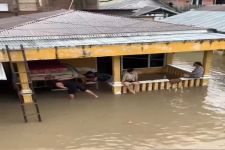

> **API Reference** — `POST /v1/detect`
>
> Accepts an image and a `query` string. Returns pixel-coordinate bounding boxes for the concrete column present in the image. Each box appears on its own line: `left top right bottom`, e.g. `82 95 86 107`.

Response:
16 62 33 103
202 51 213 86
112 56 121 94
166 53 174 65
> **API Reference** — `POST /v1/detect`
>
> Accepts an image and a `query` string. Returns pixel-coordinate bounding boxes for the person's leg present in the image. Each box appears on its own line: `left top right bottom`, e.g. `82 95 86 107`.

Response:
124 82 135 94
85 90 98 98
76 81 98 98
66 81 76 100
132 81 140 92
69 94 75 99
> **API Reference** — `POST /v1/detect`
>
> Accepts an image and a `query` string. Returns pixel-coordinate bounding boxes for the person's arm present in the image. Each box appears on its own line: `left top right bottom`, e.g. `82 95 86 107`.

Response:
192 67 204 78
135 72 138 81
122 73 127 83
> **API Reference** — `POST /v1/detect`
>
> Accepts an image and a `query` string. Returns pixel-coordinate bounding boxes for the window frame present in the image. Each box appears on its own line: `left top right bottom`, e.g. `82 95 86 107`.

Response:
121 54 166 70
0 3 9 12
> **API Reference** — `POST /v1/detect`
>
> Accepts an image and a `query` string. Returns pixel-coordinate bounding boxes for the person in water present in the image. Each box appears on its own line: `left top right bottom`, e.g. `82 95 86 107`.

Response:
185 62 204 78
55 76 98 99
122 68 139 94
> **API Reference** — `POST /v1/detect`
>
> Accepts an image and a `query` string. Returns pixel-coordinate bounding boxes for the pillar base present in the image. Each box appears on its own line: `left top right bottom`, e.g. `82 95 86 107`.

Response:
201 79 209 86
112 82 122 95
113 87 122 95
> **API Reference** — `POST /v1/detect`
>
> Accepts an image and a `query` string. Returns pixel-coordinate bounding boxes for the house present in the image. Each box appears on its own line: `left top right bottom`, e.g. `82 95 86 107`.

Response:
94 0 177 19
161 5 225 33
0 0 98 18
131 6 178 20
161 5 225 54
1 10 225 122
160 0 222 11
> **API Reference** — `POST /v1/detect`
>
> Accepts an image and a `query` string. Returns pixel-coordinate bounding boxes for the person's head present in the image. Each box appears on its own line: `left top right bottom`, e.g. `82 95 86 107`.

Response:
86 71 94 75
85 71 96 78
193 62 202 67
127 68 134 73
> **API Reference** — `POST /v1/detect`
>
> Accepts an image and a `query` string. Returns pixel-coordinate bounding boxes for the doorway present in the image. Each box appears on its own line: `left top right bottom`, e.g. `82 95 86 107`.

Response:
216 0 225 4
97 57 112 75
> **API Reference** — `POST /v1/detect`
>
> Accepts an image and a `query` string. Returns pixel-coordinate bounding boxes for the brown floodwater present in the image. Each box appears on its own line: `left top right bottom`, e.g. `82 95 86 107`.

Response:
1 52 225 150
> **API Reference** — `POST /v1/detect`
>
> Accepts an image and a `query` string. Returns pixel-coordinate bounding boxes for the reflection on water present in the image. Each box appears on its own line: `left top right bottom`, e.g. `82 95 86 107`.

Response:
1 52 225 149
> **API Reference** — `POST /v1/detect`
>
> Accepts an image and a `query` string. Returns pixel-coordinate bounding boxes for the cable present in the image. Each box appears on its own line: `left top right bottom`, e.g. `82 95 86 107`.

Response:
69 0 74 10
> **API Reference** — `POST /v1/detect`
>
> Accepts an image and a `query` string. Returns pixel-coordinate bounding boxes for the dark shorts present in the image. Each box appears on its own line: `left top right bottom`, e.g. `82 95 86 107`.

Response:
125 80 136 83
63 80 87 94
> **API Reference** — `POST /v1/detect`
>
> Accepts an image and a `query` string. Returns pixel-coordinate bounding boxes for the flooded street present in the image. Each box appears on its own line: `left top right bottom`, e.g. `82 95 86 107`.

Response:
1 52 225 150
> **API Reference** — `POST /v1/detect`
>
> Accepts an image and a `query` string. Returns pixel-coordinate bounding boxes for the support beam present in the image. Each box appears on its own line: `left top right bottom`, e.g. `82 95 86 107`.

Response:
202 51 213 86
17 62 33 103
112 56 121 94
1 40 225 62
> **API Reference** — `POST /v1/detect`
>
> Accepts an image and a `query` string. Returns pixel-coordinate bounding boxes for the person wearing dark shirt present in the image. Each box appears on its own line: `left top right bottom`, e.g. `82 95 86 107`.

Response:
184 62 204 78
55 77 98 99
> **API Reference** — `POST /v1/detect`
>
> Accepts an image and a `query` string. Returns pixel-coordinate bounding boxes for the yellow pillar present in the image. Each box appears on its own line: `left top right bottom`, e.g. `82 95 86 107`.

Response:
202 51 213 86
166 53 174 74
112 56 122 94
166 53 174 65
17 62 33 103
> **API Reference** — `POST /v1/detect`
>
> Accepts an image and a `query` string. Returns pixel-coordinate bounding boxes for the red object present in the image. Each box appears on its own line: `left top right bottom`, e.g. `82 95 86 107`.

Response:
28 60 68 74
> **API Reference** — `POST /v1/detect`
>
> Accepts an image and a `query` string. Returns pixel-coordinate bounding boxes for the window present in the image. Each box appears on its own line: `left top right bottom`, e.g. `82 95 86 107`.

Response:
0 3 9 12
216 0 225 4
123 55 148 69
122 54 165 69
150 54 165 67
192 0 202 5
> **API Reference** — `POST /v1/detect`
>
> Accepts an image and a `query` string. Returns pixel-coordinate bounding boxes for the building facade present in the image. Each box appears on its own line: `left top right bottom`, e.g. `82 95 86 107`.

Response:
0 0 98 18
162 0 218 11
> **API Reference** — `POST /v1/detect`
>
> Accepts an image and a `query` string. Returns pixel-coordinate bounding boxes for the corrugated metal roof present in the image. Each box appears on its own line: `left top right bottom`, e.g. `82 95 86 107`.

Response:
99 0 175 10
195 5 225 11
161 10 225 32
0 9 68 31
0 10 202 39
1 32 225 50
132 6 178 17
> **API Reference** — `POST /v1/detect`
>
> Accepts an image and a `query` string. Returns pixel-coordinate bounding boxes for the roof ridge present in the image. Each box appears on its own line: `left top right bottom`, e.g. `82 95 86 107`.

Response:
74 10 158 23
0 9 73 33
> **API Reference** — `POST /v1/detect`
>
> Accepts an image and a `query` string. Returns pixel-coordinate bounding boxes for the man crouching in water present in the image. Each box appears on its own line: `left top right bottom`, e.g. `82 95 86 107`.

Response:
55 75 98 99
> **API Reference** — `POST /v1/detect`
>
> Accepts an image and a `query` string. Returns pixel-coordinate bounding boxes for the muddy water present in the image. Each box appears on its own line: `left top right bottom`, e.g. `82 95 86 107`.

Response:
1 52 225 150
